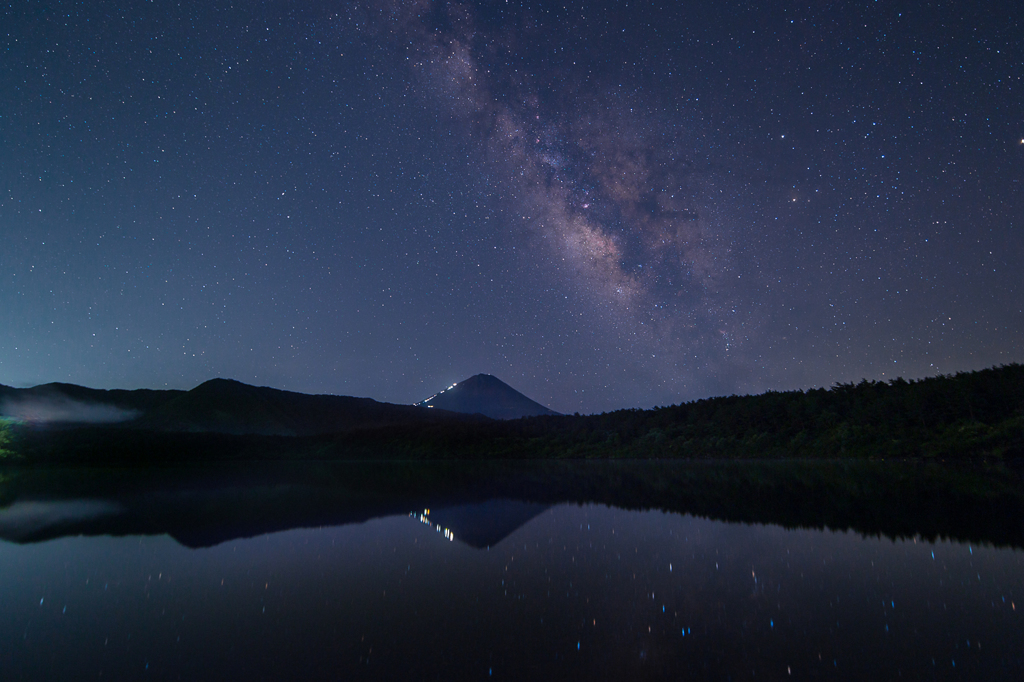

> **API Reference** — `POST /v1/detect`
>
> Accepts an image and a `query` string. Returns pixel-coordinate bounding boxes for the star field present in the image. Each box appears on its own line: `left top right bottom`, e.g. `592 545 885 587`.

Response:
1 0 1021 413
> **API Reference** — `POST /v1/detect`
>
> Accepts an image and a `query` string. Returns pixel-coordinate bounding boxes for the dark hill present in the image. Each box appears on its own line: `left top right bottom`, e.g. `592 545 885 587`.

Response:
2 379 481 436
416 374 559 420
136 378 477 436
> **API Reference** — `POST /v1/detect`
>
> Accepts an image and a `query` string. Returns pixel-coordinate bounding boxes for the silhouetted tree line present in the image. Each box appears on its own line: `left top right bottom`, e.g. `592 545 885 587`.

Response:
323 363 1024 461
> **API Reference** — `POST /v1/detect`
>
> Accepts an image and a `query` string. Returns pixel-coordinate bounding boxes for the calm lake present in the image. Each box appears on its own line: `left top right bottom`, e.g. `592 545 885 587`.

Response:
1 460 1022 680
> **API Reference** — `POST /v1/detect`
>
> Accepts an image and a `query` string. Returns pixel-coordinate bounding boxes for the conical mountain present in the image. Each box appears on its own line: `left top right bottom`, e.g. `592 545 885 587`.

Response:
416 374 559 420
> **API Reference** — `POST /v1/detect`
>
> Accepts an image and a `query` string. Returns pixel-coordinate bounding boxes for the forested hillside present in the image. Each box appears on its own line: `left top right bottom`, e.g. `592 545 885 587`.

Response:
324 364 1024 461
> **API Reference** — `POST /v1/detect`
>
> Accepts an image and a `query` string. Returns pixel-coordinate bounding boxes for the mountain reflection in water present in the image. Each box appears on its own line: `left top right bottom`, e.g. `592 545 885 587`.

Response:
0 460 1022 549
0 460 1022 680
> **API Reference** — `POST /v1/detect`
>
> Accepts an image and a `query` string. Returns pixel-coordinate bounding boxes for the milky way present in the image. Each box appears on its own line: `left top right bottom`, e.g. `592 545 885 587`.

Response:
368 0 759 395
1 0 1020 412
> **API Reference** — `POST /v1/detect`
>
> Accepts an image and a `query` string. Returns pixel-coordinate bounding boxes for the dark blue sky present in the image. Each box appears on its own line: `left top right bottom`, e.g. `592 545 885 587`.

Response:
2 0 1021 413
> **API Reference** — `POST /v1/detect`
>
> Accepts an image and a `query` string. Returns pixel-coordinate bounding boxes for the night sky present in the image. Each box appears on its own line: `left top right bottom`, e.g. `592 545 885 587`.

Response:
2 0 1021 414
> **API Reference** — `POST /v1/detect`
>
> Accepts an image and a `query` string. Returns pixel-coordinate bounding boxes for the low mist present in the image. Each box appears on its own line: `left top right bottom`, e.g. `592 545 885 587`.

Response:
0 397 140 424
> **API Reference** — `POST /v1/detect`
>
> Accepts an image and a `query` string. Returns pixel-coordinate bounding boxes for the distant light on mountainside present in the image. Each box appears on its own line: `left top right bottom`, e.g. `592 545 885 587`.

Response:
416 374 559 420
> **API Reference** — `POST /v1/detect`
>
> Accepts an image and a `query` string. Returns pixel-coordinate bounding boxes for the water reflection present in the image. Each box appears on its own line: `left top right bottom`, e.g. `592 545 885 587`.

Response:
0 460 1022 679
2 502 1022 680
1 459 1023 549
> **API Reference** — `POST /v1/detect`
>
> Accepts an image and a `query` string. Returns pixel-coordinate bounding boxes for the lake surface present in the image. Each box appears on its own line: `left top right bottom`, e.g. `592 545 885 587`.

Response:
1 460 1022 680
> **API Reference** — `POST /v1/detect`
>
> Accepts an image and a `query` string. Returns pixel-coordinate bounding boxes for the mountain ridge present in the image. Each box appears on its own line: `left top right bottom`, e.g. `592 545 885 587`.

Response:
2 377 488 436
5 365 1023 463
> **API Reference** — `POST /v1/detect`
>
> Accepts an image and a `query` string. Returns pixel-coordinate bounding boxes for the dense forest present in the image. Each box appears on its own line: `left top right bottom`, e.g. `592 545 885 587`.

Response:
320 363 1024 461
3 364 1023 464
